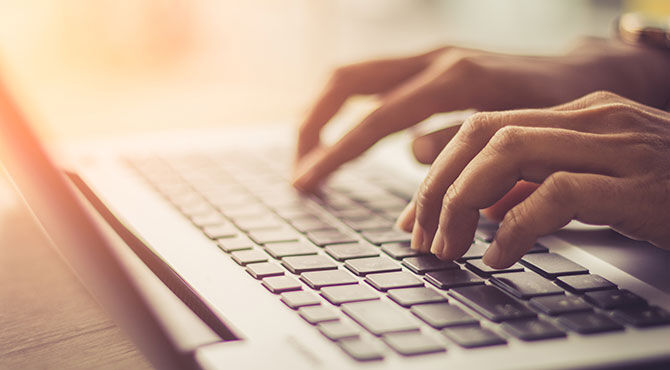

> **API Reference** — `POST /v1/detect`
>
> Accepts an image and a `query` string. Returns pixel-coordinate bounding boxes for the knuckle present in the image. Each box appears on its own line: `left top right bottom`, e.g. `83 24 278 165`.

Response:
460 112 497 142
415 177 439 214
486 125 526 155
540 172 577 205
439 184 464 225
330 65 354 84
572 100 643 131
584 90 622 104
501 206 530 235
448 54 486 76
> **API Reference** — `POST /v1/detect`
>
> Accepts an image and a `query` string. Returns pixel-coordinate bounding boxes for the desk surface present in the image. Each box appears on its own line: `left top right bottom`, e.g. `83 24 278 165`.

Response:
0 178 150 369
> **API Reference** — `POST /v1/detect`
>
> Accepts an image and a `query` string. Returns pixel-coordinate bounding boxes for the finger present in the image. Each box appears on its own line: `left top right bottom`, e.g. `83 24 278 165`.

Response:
430 126 634 260
483 172 629 268
395 201 416 231
481 180 539 221
293 77 442 191
296 49 446 162
410 104 634 252
411 124 462 164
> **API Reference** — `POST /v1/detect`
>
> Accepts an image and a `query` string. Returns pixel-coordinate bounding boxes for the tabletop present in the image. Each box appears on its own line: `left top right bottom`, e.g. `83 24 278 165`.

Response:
0 176 150 369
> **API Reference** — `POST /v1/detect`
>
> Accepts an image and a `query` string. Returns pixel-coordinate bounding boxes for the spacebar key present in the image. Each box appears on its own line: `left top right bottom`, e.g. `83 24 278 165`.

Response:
449 285 536 322
342 300 420 336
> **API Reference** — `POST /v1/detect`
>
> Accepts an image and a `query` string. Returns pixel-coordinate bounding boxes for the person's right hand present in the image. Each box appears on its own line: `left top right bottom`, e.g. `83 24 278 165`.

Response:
292 38 670 192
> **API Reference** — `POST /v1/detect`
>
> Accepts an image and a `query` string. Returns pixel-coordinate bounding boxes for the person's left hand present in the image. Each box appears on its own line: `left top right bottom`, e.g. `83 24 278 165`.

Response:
396 91 670 268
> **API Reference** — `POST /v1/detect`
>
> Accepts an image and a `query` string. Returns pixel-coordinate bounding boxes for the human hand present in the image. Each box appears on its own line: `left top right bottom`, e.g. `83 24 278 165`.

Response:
293 38 670 191
396 91 670 269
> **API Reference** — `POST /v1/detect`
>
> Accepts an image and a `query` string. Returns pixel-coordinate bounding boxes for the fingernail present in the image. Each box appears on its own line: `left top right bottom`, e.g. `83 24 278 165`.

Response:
395 202 415 231
482 241 503 268
292 167 315 191
410 221 424 251
430 229 445 256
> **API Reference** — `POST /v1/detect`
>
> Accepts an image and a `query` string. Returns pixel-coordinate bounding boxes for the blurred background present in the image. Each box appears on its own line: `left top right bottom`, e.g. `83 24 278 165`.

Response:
0 0 668 141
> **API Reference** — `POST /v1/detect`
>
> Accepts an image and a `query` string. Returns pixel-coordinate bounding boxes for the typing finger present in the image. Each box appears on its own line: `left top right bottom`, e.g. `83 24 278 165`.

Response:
293 73 443 191
296 49 445 162
484 172 628 268
430 126 633 261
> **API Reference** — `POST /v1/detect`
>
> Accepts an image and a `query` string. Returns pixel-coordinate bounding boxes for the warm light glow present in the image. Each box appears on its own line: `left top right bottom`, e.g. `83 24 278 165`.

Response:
0 1 642 141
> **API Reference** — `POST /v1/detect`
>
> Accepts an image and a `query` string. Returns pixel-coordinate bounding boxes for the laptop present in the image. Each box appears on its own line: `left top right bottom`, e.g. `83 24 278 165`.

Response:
2 73 670 370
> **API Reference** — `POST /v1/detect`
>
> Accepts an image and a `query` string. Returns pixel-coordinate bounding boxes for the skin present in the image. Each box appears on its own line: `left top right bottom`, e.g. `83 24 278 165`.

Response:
292 38 670 268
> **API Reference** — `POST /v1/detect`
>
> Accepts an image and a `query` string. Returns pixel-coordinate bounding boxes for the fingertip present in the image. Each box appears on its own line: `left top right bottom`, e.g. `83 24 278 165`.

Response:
482 241 506 268
395 201 416 231
411 136 436 164
410 220 428 252
429 228 445 256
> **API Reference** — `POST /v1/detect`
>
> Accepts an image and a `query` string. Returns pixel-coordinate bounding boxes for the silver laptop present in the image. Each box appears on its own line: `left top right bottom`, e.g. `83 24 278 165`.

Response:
2 74 670 370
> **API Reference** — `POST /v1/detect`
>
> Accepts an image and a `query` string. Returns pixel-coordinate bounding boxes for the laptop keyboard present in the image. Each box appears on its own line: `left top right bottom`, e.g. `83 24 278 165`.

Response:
126 150 670 361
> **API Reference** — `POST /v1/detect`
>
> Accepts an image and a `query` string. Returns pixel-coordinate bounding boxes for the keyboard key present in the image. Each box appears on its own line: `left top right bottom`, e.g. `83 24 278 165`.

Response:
321 285 379 305
216 235 254 252
179 202 215 217
442 326 506 348
425 269 485 290
274 207 315 220
490 271 564 299
307 229 357 246
298 306 339 324
342 300 420 335
282 255 338 274
234 216 282 231
527 242 549 254
466 259 524 276
402 255 459 274
264 241 317 259
325 243 379 261
280 291 321 309
220 204 267 219
300 270 358 289
261 275 302 293
382 332 445 356
317 321 360 341
558 312 624 334
449 285 536 322
230 249 268 266
555 274 616 294
529 295 592 316
343 217 395 231
474 229 496 243
612 306 670 328
411 303 478 329
248 228 299 244
191 212 227 227
345 256 401 276
362 229 411 245
245 262 284 279
290 217 335 232
388 287 448 307
338 338 384 361
502 318 566 341
332 208 373 221
203 224 238 239
365 271 424 291
583 289 647 310
458 240 489 260
381 242 422 259
520 253 588 279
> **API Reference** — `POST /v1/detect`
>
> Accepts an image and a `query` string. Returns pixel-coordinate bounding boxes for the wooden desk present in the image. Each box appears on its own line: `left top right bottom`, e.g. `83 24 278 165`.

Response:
0 177 151 369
